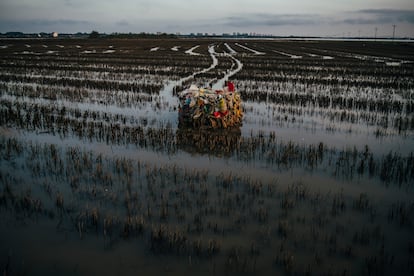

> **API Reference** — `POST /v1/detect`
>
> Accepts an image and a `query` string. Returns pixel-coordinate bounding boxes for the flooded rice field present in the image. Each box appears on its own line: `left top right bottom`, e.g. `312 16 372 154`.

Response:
0 38 414 275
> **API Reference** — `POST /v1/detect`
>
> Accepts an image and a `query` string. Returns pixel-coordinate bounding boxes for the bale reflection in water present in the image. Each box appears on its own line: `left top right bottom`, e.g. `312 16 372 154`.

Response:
176 127 241 156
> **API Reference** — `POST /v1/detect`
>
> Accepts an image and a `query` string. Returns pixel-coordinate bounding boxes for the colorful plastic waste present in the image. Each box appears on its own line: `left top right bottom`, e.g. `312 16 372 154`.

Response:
178 82 243 129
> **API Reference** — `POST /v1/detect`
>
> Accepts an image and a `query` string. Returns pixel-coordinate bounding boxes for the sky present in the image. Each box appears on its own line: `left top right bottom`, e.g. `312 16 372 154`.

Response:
1 0 413 37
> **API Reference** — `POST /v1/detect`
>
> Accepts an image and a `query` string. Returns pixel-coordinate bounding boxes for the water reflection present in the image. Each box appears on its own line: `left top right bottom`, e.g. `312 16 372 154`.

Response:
176 127 241 157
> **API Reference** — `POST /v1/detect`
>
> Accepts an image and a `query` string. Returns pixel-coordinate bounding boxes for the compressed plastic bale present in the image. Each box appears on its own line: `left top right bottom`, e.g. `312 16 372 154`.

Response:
178 85 243 129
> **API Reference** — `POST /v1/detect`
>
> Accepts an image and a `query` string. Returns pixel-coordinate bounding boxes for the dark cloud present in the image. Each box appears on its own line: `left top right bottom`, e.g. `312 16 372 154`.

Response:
64 0 75 7
350 9 414 24
19 19 90 26
225 13 322 27
360 9 414 19
0 19 92 32
223 9 414 28
116 20 129 26
343 18 386 25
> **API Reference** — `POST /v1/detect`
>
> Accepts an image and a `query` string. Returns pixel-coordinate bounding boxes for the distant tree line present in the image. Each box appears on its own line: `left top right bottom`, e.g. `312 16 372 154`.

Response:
87 31 177 39
107 32 177 39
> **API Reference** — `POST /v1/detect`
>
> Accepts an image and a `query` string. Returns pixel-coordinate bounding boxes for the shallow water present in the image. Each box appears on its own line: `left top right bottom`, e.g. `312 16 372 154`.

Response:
1 38 413 275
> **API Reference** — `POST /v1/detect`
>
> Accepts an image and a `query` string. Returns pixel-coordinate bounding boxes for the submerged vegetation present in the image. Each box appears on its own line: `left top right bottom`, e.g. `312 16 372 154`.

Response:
1 137 414 275
0 38 413 275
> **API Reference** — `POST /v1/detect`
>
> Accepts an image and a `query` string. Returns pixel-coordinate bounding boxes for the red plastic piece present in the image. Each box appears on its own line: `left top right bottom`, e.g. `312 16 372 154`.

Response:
228 82 235 92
